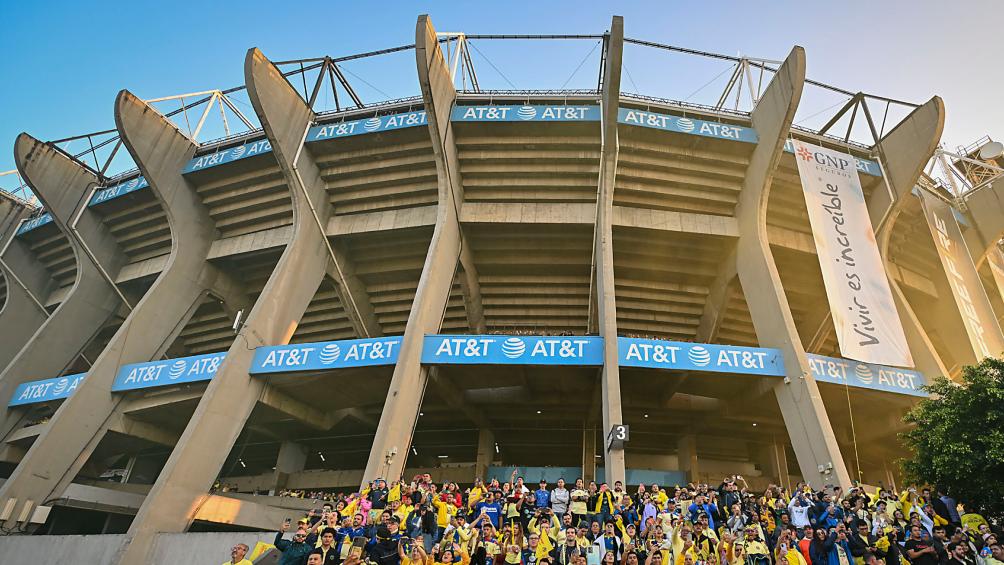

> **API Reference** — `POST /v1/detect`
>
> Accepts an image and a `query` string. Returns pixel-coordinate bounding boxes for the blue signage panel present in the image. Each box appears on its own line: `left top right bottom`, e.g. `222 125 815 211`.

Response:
308 110 429 142
9 373 87 407
783 139 881 177
16 213 53 236
90 176 149 206
618 337 785 376
617 108 759 144
806 353 927 397
112 351 227 392
250 336 402 374
451 105 600 123
421 335 604 366
183 138 273 174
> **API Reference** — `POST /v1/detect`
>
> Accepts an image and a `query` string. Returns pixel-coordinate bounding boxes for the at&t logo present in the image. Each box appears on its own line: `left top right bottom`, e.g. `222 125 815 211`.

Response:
687 346 711 367
319 343 342 364
168 359 187 379
501 338 526 359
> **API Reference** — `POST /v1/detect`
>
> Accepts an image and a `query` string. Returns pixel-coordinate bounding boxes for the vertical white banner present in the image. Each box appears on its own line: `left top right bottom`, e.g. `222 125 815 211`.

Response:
919 190 1004 360
793 140 913 367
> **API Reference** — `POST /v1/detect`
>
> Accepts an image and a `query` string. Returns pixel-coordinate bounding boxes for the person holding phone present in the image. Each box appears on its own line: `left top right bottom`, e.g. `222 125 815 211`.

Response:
275 518 319 565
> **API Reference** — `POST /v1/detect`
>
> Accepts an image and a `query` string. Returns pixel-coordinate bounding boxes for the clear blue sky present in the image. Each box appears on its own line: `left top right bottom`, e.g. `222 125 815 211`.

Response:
0 0 999 187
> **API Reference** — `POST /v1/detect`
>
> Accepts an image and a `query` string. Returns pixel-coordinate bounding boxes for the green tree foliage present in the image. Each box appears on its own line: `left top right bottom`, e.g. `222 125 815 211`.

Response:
900 357 1004 518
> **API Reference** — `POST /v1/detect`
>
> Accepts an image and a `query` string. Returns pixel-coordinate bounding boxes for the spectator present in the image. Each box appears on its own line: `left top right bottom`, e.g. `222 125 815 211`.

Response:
313 527 339 564
222 542 252 565
569 479 589 527
275 519 318 565
552 479 570 517
536 480 552 510
847 520 877 565
948 542 977 565
905 525 940 565
986 543 1004 565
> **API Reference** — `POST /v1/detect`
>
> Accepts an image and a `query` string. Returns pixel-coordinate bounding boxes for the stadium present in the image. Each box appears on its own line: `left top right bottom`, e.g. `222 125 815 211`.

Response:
0 13 1002 564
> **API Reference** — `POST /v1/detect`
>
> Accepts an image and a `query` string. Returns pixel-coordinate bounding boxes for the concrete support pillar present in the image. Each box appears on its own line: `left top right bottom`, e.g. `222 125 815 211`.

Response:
582 427 597 482
272 442 309 494
677 435 699 483
753 438 790 490
868 97 948 378
733 47 851 489
928 271 982 369
0 135 124 412
0 195 30 241
0 90 249 522
916 189 1004 364
986 250 1004 307
960 181 1004 270
594 15 626 487
475 429 494 480
0 236 52 371
361 14 470 483
111 48 333 564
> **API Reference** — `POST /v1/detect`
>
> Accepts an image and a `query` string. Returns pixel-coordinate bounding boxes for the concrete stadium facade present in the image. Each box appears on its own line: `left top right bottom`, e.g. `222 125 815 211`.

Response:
1 14 1002 564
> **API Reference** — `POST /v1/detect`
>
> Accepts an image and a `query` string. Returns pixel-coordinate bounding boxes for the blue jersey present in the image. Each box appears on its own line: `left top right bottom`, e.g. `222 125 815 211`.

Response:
535 489 551 509
477 501 503 528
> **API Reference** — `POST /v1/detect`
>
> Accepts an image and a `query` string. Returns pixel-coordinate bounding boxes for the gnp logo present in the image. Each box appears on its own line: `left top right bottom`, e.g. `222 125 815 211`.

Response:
796 145 852 172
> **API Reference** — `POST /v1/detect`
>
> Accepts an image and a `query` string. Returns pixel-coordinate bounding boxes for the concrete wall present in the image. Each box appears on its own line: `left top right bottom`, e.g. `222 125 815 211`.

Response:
0 534 128 564
152 532 277 565
0 532 276 565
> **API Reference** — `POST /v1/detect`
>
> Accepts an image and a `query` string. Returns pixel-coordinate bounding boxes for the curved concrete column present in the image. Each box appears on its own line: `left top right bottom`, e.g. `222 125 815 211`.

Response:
734 46 851 489
0 195 30 241
361 14 469 483
960 180 1004 268
869 97 949 378
0 91 250 522
595 15 626 485
0 236 52 371
112 48 334 564
916 188 1004 364
0 135 124 418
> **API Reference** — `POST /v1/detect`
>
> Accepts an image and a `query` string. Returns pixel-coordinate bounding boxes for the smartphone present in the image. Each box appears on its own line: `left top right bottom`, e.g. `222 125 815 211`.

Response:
402 537 413 554
349 535 367 559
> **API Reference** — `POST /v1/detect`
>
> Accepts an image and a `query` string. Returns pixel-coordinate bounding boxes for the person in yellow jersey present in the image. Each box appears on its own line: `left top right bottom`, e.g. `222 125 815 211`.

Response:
441 514 474 551
736 525 770 565
222 542 253 565
775 528 808 565
570 479 590 527
398 537 428 565
530 507 562 545
429 542 471 565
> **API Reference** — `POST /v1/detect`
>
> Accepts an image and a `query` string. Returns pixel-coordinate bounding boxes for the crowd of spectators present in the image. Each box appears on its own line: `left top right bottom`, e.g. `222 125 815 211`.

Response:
223 472 1001 565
